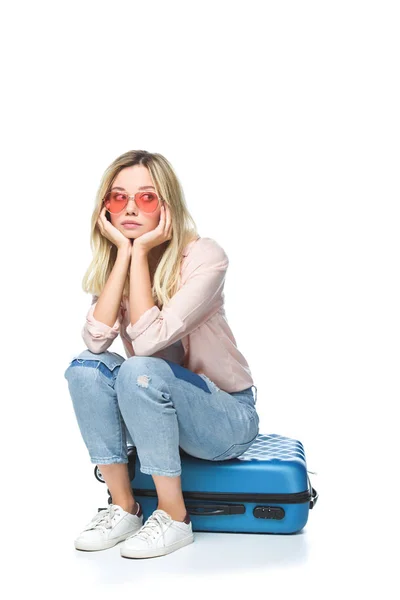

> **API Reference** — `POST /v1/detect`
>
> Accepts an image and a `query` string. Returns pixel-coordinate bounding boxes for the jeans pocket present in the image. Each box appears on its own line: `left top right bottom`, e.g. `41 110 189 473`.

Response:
210 431 259 461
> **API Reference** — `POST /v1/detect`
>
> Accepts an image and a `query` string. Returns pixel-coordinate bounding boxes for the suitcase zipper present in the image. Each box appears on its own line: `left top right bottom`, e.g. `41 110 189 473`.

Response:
128 486 318 508
97 447 319 510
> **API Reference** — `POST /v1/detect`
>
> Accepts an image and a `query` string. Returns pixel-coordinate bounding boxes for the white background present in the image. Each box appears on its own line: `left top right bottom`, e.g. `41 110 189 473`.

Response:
1 0 398 597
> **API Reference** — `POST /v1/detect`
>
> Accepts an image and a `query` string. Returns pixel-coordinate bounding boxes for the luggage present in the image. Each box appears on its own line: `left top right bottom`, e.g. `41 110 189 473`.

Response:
95 433 318 534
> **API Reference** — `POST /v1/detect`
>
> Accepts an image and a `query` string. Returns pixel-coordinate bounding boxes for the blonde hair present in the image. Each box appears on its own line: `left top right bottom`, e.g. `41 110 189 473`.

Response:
82 150 199 308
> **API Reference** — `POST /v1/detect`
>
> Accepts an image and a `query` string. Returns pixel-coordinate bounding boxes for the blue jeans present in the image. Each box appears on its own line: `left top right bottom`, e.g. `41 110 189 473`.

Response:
64 349 260 477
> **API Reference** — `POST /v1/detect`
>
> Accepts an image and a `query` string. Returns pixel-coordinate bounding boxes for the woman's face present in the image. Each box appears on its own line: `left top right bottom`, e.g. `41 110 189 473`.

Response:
108 165 162 240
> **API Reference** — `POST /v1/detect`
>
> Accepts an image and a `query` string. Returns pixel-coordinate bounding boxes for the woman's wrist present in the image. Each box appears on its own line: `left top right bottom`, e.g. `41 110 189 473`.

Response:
117 242 132 260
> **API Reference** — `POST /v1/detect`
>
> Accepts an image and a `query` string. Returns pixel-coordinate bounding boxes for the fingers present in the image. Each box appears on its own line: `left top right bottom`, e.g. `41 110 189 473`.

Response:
163 204 172 239
97 206 107 233
160 204 167 232
98 206 107 221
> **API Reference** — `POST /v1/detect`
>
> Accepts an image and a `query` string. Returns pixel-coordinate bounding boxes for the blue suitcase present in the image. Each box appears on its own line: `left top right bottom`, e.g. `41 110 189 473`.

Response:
95 433 318 534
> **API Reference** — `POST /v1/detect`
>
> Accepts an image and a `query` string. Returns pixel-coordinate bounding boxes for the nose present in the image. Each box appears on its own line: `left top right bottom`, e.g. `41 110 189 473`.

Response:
125 197 139 213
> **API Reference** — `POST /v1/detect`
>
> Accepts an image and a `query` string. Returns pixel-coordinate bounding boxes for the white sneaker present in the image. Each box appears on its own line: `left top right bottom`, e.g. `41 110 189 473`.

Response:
74 502 144 551
120 508 194 559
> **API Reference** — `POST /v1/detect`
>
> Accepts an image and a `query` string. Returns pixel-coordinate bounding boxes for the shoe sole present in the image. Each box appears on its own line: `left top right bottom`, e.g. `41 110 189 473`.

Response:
120 532 195 558
74 520 144 551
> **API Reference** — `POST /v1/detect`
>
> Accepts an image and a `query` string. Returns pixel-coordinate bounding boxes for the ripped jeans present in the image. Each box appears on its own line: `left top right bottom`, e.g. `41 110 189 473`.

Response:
64 349 259 477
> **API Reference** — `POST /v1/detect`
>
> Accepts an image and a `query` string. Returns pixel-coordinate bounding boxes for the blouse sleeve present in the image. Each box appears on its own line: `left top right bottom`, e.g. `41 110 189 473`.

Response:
81 295 122 354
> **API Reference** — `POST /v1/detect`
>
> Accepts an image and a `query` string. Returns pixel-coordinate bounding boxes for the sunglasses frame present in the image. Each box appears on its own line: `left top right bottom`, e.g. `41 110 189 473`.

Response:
103 189 164 215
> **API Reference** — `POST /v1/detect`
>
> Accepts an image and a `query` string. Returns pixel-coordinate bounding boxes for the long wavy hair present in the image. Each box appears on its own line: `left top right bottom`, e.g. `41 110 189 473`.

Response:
82 150 199 309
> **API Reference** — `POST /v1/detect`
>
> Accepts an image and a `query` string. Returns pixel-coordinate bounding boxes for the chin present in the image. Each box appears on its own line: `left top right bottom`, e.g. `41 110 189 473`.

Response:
123 229 141 236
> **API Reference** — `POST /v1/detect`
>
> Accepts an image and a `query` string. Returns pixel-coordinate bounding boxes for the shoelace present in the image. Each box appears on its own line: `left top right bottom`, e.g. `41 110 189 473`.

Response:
134 510 171 543
83 504 122 532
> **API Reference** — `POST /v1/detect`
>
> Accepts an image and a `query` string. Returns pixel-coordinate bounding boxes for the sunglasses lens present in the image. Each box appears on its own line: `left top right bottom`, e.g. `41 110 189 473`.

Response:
104 192 128 213
104 191 159 214
137 192 159 212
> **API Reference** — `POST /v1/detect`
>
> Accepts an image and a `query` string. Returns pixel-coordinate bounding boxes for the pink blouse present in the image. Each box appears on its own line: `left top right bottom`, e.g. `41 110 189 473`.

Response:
82 235 255 393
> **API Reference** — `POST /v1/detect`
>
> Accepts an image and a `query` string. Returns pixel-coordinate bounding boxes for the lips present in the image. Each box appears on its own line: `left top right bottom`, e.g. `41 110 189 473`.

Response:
122 221 141 225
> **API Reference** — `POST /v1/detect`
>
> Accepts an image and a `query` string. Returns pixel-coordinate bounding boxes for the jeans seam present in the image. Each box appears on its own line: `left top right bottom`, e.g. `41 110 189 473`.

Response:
140 466 181 476
211 430 259 461
95 367 126 462
90 457 129 464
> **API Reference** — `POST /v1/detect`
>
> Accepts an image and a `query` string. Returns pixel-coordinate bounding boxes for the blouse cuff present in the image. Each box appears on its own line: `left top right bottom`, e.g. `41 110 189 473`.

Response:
126 305 161 340
85 303 120 339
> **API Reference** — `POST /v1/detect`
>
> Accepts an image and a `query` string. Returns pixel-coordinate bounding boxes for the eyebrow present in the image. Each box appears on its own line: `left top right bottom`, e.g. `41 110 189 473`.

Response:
111 186 155 191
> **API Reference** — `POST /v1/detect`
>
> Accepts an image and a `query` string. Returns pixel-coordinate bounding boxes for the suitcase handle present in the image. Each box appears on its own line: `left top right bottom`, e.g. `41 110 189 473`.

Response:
310 486 318 509
187 503 245 516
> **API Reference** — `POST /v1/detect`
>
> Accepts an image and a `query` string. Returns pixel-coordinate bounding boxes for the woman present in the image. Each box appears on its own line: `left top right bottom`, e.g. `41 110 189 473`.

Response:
64 149 259 559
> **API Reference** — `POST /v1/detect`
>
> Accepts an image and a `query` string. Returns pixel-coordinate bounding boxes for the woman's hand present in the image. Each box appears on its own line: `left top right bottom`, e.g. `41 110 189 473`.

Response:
133 202 173 254
97 206 132 252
